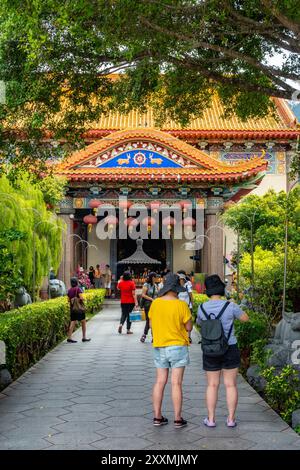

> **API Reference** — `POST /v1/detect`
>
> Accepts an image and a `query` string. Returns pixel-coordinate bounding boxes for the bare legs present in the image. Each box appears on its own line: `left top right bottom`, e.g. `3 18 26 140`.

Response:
153 367 185 420
153 368 169 419
171 367 185 421
206 371 221 422
223 368 239 422
205 368 238 422
68 319 88 340
68 320 77 340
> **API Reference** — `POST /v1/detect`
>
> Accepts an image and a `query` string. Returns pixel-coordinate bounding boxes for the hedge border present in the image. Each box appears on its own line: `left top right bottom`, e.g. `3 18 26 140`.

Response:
0 289 106 380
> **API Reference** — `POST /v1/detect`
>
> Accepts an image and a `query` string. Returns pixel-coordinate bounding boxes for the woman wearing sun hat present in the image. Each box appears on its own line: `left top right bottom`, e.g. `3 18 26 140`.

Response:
197 274 249 428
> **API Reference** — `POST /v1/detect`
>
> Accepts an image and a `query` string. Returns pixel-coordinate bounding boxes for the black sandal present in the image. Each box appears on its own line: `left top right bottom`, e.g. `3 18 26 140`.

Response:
153 416 168 426
174 418 187 428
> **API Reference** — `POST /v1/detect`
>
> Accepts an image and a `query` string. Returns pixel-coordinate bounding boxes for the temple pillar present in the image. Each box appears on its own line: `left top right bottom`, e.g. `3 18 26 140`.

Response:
57 197 75 288
202 197 224 280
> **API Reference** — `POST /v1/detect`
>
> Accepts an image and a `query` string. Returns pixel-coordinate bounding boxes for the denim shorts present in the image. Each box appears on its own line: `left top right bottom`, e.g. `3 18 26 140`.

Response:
154 346 190 369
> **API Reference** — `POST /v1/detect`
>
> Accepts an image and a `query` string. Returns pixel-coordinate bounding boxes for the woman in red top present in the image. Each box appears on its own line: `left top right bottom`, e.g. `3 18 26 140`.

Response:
117 271 138 335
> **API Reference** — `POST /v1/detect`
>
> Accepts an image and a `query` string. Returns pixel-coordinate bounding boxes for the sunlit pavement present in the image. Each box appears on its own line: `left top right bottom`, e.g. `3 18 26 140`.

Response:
0 301 300 450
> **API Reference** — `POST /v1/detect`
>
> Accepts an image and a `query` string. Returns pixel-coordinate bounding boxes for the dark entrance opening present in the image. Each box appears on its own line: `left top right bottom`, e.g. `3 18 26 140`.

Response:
117 238 166 278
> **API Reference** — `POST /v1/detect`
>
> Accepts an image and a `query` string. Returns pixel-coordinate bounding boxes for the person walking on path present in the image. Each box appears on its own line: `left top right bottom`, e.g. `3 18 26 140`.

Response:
197 274 249 428
104 264 112 298
148 273 193 428
140 272 159 343
177 273 194 344
67 277 91 343
94 264 102 289
117 271 138 335
88 266 95 287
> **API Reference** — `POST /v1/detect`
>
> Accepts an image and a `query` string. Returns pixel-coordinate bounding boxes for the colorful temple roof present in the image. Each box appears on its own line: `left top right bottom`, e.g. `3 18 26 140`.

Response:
55 128 267 185
83 97 299 141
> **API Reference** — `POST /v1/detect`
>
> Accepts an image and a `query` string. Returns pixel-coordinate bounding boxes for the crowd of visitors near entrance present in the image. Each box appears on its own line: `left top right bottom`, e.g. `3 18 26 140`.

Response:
66 262 249 431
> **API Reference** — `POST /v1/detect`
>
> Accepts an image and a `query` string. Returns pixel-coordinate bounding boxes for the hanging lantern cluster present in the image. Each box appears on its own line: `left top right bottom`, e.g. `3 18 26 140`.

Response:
119 200 132 215
148 201 160 214
104 215 119 233
83 214 98 233
88 199 102 215
182 216 196 235
162 216 176 234
142 216 156 233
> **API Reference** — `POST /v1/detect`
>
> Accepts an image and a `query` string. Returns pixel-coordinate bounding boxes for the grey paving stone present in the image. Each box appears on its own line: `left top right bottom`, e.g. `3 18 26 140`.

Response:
45 431 105 445
62 412 111 422
1 304 300 451
91 437 151 450
52 421 107 433
0 436 50 450
196 437 255 450
246 431 300 450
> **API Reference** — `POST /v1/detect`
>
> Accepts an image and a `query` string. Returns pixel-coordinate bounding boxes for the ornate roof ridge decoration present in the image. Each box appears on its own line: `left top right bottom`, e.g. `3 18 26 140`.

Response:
55 128 267 176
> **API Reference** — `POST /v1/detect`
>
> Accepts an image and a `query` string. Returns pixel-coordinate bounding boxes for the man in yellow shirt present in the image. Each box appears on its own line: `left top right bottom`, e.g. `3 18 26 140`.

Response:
148 273 193 429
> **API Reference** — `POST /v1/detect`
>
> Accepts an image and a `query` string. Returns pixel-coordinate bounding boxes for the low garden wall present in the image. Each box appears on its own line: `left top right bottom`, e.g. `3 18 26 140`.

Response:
0 289 106 382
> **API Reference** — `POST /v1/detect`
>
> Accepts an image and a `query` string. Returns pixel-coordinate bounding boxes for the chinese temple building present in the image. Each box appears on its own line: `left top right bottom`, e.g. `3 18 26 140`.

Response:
54 96 299 287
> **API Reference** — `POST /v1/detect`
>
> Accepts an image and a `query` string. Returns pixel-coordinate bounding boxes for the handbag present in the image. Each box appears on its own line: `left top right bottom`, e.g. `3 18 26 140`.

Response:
139 284 155 309
70 288 86 315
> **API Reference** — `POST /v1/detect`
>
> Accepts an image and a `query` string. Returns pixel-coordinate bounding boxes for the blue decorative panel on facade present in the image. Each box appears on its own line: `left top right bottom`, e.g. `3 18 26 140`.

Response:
98 150 183 168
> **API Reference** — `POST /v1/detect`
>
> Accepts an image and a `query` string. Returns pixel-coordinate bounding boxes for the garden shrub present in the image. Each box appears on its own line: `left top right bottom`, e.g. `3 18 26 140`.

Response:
235 309 270 370
262 365 300 423
192 293 209 329
0 289 105 380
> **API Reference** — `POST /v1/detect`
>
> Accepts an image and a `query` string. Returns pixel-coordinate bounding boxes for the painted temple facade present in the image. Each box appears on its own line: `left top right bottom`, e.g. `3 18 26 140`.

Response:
54 96 299 287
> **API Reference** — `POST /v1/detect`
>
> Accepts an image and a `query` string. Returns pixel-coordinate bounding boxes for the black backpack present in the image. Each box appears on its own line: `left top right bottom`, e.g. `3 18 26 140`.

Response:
200 302 233 357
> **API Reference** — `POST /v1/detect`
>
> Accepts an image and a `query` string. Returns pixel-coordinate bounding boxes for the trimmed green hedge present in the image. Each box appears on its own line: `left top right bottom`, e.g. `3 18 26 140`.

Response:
0 289 106 379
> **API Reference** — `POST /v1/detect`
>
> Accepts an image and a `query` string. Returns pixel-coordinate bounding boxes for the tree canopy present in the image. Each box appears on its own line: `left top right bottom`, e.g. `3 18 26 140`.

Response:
0 0 299 169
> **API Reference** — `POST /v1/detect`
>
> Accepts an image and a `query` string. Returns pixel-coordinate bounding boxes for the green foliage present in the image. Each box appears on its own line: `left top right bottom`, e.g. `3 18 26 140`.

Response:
240 245 300 317
0 1 299 168
224 188 300 315
262 366 300 423
0 229 25 309
250 339 270 368
235 309 270 352
0 172 65 303
34 174 67 208
224 189 300 252
0 289 106 380
192 293 209 329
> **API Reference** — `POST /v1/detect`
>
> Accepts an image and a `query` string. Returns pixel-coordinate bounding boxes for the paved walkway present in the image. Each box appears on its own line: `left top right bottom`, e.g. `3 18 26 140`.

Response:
1 302 300 450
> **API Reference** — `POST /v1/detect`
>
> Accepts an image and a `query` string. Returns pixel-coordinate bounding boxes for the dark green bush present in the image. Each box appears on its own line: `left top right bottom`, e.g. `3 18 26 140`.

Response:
235 309 270 371
0 289 105 379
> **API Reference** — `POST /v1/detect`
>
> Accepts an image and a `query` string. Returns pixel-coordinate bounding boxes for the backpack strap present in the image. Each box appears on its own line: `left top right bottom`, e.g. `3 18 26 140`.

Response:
200 303 210 320
216 301 230 319
216 301 233 341
227 322 234 341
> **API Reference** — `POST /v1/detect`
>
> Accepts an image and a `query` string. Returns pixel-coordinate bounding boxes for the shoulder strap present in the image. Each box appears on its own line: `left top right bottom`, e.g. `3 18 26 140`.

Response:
216 301 230 319
200 303 209 320
227 322 234 341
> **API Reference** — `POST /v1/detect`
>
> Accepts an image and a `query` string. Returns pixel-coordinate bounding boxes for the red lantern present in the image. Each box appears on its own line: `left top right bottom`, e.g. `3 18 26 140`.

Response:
119 200 132 213
83 214 98 233
125 217 139 233
182 217 196 226
149 201 160 213
142 216 156 232
83 215 98 225
179 200 192 213
162 216 176 232
88 199 102 209
104 215 118 232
